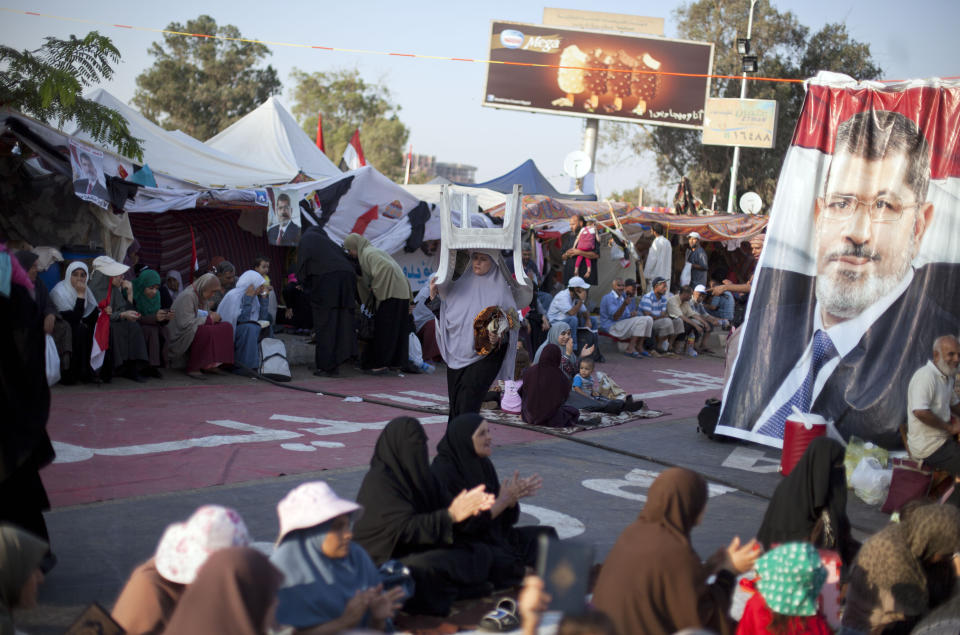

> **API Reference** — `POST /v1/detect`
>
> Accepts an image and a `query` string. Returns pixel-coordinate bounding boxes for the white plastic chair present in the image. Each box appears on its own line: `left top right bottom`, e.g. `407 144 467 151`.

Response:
435 183 529 287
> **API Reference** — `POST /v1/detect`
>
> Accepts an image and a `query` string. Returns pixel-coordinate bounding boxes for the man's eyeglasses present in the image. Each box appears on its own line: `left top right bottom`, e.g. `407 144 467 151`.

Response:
822 194 922 223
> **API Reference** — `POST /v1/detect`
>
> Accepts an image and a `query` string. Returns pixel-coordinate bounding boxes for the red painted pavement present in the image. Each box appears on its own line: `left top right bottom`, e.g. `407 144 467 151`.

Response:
43 355 724 507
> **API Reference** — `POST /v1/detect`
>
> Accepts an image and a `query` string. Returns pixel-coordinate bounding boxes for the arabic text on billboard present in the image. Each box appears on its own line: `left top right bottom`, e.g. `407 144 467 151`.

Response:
702 98 778 148
483 21 713 129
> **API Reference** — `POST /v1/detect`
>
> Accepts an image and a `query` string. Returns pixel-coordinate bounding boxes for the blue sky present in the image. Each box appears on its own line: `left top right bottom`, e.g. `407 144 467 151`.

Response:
2 1 958 202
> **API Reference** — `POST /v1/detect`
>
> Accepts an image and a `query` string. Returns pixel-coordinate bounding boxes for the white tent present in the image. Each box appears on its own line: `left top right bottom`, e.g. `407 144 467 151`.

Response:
75 89 293 188
206 97 341 181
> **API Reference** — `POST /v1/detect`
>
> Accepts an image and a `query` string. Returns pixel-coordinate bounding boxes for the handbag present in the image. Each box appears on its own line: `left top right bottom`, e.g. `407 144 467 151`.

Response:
358 297 377 342
881 457 933 513
258 337 291 382
45 334 61 386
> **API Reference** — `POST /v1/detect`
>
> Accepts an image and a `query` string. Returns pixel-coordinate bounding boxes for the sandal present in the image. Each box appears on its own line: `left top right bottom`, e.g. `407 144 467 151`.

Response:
622 351 641 358
479 598 520 632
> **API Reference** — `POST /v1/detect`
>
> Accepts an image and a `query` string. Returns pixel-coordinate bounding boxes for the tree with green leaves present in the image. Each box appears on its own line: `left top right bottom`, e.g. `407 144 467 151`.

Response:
601 2 881 210
133 15 281 141
290 68 409 181
0 32 143 159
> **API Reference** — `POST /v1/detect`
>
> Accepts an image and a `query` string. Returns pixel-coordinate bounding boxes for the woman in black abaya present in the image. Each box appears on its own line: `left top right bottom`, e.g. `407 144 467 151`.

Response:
296 226 357 377
352 417 495 616
756 437 858 567
430 413 555 588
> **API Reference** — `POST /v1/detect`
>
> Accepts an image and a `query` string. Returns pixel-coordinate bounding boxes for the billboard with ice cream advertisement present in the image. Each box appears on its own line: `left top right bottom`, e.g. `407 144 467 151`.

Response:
482 20 713 129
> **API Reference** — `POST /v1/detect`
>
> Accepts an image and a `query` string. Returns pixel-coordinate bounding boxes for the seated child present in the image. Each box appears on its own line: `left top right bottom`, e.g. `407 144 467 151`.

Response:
573 220 598 278
572 358 599 397
573 358 643 411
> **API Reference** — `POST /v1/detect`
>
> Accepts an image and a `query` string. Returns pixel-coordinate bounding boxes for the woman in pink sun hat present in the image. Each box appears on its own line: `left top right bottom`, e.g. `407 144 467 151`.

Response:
111 505 250 634
270 481 405 633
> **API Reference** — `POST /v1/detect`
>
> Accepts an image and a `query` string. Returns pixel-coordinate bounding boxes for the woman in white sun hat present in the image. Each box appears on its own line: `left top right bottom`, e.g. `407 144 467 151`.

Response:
270 481 406 634
111 505 250 634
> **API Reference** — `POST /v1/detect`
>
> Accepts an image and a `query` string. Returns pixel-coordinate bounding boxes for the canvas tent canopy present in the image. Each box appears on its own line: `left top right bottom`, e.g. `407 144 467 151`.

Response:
461 159 597 201
486 194 768 240
75 89 295 189
206 96 341 181
1 94 429 281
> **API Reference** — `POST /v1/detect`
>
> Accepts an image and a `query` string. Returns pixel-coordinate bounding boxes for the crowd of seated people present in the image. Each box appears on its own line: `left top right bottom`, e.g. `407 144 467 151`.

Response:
6 422 957 634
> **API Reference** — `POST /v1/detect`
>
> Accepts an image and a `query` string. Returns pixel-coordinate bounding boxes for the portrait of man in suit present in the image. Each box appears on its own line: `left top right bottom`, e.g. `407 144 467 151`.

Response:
719 107 960 448
73 151 109 203
267 192 302 246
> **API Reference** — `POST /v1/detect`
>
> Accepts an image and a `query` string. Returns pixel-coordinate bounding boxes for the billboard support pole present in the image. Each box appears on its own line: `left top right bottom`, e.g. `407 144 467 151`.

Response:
582 119 599 174
726 0 759 214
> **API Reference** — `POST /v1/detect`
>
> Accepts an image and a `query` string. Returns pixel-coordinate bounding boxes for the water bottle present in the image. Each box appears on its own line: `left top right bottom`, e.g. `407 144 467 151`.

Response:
419 362 436 374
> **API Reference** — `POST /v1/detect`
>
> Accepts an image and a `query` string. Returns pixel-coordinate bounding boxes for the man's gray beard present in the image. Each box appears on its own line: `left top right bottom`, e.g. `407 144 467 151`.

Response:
815 250 914 320
935 359 957 377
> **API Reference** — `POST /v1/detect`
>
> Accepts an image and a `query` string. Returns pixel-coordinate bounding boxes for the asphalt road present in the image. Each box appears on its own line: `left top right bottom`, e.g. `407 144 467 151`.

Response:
17 350 892 633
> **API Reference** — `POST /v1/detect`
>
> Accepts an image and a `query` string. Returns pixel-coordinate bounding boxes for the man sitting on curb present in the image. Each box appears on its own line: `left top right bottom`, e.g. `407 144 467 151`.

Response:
667 285 708 356
639 277 684 356
599 278 654 358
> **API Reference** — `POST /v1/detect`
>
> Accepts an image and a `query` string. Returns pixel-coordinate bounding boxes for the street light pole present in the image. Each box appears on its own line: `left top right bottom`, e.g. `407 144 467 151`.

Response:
726 0 759 214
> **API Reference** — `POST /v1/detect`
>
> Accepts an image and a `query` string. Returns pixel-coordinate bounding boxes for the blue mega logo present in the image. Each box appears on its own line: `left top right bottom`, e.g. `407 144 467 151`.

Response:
500 29 524 49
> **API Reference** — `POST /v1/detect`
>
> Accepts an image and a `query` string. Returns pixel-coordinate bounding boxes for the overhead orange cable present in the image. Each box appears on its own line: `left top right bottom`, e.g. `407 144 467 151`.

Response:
4 7 958 84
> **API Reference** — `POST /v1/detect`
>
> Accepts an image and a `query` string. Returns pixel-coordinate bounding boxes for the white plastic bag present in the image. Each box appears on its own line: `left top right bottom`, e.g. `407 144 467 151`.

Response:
609 243 625 260
45 334 60 386
680 261 692 286
408 333 423 366
850 456 892 505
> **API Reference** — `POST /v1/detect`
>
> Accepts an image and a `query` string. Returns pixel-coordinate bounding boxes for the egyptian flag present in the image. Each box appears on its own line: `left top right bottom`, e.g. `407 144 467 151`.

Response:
315 112 325 152
91 284 111 370
339 129 366 171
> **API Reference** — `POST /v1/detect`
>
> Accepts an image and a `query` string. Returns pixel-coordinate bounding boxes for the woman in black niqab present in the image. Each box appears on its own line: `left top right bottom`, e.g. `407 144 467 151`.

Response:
756 437 858 566
353 417 493 616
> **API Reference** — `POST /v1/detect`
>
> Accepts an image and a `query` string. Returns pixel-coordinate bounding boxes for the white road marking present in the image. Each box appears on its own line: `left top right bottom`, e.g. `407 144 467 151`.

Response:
281 443 317 452
632 369 724 399
721 446 781 473
520 504 586 539
582 468 736 503
270 414 446 437
52 420 303 464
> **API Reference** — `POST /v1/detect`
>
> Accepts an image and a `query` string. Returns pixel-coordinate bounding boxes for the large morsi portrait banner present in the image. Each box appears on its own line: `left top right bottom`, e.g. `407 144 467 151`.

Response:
483 21 713 129
718 74 960 449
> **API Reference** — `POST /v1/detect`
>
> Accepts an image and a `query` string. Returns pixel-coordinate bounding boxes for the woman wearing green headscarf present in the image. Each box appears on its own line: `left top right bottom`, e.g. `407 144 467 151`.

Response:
135 269 174 377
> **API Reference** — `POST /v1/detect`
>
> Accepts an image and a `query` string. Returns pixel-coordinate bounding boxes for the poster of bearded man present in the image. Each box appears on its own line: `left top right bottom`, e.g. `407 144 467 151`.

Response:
718 72 960 449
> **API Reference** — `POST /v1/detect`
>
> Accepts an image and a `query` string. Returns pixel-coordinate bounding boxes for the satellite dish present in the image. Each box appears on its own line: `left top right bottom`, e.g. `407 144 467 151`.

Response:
740 191 763 215
563 150 592 179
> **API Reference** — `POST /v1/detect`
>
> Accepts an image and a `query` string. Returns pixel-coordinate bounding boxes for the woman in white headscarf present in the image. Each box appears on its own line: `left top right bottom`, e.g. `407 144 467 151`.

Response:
432 250 532 422
216 270 268 374
49 261 100 384
161 270 183 307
